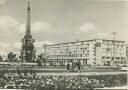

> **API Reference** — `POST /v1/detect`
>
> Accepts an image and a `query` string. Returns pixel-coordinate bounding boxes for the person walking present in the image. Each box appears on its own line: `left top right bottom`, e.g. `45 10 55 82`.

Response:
67 62 70 71
77 62 81 72
81 61 84 72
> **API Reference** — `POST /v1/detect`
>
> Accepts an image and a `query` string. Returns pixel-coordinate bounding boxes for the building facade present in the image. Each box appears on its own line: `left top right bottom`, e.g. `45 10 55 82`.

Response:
43 39 126 66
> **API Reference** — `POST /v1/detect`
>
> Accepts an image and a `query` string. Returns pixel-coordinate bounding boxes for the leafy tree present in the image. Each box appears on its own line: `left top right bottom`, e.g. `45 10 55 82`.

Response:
0 55 3 61
8 52 13 61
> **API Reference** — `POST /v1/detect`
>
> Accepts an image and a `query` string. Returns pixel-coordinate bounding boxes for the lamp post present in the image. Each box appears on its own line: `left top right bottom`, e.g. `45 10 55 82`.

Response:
111 32 118 66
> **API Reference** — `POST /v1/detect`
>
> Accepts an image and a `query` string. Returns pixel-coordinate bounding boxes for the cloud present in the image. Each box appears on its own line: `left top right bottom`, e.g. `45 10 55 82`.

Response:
12 40 54 48
0 15 54 36
0 42 22 49
0 15 19 35
75 22 98 34
12 42 22 49
0 40 54 51
12 41 54 48
0 0 5 4
34 40 54 47
0 42 10 48
75 22 112 40
17 21 54 34
18 23 26 34
32 21 54 33
91 32 111 39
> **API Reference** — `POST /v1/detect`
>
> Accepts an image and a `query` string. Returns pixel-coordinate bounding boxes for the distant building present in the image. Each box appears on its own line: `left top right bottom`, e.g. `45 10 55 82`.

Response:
126 44 128 64
0 47 20 61
35 46 44 55
43 39 126 66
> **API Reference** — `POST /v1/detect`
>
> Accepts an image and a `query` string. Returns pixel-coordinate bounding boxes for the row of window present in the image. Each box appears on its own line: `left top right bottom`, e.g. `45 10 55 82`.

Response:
102 53 126 56
103 48 125 52
102 44 125 48
47 54 90 58
102 56 125 60
46 47 125 54
46 51 91 55
102 41 125 45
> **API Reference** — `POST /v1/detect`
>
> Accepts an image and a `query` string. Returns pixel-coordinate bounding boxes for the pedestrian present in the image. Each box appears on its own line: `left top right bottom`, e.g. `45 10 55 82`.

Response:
72 62 75 72
67 63 70 71
81 61 84 72
78 62 81 72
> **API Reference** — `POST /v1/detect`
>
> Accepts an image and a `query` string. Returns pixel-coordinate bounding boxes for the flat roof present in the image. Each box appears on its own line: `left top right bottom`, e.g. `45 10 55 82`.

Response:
43 39 125 47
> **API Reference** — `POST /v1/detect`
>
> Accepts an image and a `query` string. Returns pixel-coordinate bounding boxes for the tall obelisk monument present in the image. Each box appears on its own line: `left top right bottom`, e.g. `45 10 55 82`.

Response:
20 1 36 62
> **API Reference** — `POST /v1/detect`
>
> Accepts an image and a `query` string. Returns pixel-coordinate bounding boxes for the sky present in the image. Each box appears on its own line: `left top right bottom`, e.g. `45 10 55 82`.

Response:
0 0 127 48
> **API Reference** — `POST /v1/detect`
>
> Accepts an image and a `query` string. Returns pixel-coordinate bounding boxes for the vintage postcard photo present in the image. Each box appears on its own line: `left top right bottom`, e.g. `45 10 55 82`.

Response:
0 0 127 90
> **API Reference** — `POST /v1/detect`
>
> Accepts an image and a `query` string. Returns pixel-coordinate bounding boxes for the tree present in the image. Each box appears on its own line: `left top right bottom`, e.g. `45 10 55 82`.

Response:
41 53 46 67
8 52 13 61
7 52 17 62
0 55 3 61
37 55 42 66
36 53 46 67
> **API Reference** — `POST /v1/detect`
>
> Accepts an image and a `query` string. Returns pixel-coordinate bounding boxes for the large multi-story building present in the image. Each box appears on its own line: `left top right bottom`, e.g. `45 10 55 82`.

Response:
43 39 126 66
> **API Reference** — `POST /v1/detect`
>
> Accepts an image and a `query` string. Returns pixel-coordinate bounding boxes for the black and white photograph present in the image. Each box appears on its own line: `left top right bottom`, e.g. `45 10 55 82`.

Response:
0 0 127 89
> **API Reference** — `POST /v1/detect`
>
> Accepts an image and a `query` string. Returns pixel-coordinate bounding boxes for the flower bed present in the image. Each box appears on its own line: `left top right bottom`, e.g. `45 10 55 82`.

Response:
0 73 127 89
